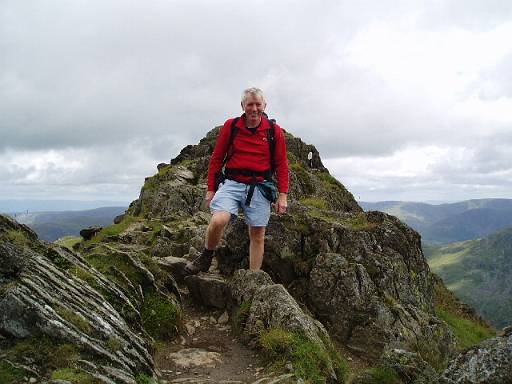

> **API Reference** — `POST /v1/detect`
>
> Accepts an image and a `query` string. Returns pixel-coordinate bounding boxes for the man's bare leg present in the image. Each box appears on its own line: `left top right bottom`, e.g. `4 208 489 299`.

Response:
184 211 231 274
248 226 266 270
205 211 231 249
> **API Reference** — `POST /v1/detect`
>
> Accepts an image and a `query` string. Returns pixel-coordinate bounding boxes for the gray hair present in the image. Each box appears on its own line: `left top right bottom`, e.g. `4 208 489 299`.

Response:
241 87 266 107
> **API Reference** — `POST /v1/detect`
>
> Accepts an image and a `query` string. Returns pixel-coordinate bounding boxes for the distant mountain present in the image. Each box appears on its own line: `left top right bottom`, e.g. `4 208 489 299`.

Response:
361 198 512 244
424 226 512 329
0 199 130 214
13 206 127 241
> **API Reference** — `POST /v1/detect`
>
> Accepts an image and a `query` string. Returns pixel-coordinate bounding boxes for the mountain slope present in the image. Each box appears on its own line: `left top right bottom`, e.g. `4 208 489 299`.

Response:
13 206 127 241
424 226 512 328
361 199 512 244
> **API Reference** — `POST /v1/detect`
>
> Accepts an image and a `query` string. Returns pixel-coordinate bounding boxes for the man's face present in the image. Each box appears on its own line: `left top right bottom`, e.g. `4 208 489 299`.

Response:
242 94 266 126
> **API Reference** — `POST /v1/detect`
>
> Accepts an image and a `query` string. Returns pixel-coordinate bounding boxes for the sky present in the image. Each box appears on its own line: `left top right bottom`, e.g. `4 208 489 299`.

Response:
1 0 512 204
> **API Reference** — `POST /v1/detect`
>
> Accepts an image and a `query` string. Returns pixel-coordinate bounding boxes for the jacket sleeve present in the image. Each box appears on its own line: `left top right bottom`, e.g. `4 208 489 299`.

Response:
207 120 232 191
274 125 289 193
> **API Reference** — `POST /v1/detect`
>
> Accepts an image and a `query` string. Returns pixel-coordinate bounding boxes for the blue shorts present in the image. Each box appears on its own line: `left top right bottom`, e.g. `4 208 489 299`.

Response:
210 179 271 227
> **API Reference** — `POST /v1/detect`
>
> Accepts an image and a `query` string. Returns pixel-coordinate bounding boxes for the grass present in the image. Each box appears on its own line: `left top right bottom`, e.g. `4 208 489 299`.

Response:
107 337 123 352
435 306 495 349
0 361 25 384
55 236 82 250
86 215 139 245
6 229 29 245
290 163 315 195
345 213 377 231
367 367 402 384
259 328 348 383
233 300 252 335
55 306 92 334
140 293 181 340
136 373 158 384
317 172 342 189
6 335 80 374
300 197 327 210
51 368 100 384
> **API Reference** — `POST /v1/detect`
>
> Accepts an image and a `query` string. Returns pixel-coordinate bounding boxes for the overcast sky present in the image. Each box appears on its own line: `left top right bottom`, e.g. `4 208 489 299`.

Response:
2 0 512 204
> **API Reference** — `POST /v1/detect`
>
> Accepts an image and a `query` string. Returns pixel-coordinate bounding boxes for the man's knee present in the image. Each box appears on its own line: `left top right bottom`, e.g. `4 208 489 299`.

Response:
210 211 231 229
249 226 266 242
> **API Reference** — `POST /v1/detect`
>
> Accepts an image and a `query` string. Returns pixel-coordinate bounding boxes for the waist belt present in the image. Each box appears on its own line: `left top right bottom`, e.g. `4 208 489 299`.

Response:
224 168 272 206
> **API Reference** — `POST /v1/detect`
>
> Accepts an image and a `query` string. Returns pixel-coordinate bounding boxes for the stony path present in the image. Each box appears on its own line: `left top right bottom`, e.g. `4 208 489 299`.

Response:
155 289 268 384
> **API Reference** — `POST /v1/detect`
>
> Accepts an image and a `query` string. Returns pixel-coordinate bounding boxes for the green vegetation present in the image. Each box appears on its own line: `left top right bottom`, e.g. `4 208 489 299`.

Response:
259 328 348 383
55 236 82 250
345 213 377 231
54 306 92 334
140 293 180 340
6 229 29 245
317 172 342 189
107 337 123 352
0 361 25 384
87 215 139 245
46 248 73 270
69 266 96 285
5 335 81 378
233 300 252 335
366 367 401 384
51 368 100 384
290 163 314 195
426 228 512 328
436 307 495 349
300 197 327 210
136 373 158 384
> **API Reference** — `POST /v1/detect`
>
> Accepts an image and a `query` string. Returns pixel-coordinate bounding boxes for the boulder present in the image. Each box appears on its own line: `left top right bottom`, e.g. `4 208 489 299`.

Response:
79 226 102 241
229 270 340 382
185 274 230 309
440 330 512 384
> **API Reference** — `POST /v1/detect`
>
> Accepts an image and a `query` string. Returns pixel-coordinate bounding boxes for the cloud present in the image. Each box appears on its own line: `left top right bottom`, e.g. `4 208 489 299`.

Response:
1 0 512 201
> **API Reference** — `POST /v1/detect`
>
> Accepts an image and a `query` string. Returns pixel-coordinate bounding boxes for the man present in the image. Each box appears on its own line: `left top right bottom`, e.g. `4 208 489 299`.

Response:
184 87 289 274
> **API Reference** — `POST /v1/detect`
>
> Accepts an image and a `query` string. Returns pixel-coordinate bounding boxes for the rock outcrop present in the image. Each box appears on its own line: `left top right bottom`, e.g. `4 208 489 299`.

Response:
126 126 457 368
0 214 180 383
440 328 512 384
2 126 502 383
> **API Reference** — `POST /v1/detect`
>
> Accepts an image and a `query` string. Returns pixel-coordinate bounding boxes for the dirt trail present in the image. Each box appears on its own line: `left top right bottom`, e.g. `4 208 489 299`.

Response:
155 287 267 384
154 263 369 383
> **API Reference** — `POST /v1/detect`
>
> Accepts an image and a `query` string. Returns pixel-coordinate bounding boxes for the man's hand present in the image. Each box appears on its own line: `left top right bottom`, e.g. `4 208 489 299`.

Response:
205 191 215 207
276 193 288 215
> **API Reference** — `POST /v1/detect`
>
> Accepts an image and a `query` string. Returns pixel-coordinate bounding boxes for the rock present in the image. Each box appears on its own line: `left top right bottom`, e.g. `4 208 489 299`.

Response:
185 274 230 309
230 270 338 382
440 332 512 383
114 213 126 224
157 162 169 171
218 311 229 324
79 226 102 241
167 348 222 369
158 256 189 283
0 214 176 383
229 269 274 307
381 349 439 384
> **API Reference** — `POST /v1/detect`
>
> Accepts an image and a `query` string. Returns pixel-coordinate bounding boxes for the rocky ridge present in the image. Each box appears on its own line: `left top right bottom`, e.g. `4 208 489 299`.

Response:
0 126 505 383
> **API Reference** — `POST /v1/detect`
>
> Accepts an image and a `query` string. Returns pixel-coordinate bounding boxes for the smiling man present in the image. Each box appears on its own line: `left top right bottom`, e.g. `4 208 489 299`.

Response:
185 87 289 274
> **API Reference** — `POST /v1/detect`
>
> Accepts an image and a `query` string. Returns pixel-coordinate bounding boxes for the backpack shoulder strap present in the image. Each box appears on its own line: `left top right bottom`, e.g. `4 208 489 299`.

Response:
223 117 240 167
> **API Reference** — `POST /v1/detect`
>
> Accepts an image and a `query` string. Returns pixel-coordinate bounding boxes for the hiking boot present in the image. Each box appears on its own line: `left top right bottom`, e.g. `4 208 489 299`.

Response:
184 249 214 275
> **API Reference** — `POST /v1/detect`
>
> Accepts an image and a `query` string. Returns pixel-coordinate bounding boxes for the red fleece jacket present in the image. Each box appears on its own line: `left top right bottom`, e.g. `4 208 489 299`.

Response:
207 115 289 193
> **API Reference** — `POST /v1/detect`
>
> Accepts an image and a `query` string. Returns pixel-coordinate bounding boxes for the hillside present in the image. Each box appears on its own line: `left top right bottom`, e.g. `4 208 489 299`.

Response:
13 206 127 241
361 199 512 244
424 226 512 329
